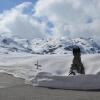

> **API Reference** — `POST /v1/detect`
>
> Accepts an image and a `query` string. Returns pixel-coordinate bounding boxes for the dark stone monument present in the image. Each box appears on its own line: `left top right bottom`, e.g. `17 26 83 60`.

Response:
69 47 85 75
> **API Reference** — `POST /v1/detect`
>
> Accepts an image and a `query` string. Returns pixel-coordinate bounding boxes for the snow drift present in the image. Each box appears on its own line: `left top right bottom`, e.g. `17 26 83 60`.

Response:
33 72 100 90
0 53 100 90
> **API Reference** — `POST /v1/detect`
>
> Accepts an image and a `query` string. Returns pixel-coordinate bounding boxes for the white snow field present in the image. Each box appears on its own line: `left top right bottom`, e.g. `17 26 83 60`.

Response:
0 53 100 90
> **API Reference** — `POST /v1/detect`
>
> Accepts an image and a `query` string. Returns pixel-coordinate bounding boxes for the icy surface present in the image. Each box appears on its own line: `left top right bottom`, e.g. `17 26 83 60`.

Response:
0 53 100 90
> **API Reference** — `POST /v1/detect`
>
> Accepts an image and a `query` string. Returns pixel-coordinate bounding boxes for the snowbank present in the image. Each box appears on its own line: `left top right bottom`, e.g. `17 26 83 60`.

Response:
33 72 100 90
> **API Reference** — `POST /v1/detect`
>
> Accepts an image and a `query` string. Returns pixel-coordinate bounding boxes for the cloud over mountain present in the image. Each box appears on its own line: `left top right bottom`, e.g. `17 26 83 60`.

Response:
0 2 46 39
0 0 100 43
34 0 100 42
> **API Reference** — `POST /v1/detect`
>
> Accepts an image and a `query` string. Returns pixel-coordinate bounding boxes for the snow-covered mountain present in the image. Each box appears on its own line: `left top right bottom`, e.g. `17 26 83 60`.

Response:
0 33 100 54
30 37 100 54
0 33 32 54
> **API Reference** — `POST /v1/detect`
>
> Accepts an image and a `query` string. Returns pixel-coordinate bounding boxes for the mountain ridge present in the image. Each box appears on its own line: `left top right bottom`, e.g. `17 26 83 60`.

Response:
0 33 100 54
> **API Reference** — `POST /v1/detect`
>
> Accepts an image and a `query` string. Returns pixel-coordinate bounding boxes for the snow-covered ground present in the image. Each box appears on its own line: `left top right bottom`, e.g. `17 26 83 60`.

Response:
0 53 100 90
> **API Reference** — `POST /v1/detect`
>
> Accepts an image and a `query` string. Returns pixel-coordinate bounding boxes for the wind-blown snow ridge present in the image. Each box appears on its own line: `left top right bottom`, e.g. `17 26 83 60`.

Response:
0 33 100 54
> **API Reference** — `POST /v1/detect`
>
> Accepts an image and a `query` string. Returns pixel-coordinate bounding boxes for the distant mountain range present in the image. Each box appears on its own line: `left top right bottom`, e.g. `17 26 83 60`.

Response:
0 33 100 54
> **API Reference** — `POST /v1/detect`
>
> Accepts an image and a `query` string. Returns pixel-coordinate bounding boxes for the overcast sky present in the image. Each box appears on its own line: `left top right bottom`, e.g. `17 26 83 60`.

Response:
0 0 100 42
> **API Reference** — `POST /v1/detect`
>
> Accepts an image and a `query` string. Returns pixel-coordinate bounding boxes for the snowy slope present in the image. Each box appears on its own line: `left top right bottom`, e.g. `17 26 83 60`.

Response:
0 54 100 90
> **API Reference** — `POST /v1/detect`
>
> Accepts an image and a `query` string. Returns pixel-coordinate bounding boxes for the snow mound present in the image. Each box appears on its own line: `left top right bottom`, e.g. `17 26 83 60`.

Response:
33 72 100 90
